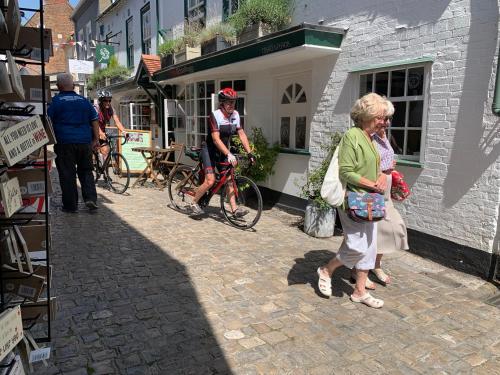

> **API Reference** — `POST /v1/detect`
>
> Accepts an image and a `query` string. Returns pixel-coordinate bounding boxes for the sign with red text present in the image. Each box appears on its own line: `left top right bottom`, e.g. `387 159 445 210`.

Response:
0 116 48 166
0 306 23 362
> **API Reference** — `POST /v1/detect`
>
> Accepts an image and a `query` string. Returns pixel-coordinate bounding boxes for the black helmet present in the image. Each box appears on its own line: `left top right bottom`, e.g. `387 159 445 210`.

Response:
97 89 112 101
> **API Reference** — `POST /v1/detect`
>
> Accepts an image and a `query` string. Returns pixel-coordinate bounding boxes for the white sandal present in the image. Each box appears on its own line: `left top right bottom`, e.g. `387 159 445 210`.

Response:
371 268 392 286
350 292 384 308
317 267 332 297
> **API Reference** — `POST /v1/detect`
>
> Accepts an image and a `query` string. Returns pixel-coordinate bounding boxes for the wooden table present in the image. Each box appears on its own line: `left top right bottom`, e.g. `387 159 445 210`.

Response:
131 146 175 189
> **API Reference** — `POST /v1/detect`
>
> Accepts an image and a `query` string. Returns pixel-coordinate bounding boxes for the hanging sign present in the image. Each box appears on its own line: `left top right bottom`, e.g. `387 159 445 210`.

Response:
95 45 114 64
0 116 49 166
0 305 24 362
69 59 94 74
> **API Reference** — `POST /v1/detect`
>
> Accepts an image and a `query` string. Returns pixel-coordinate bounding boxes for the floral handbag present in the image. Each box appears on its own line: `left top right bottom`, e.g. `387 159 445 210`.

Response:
391 170 410 201
346 191 385 222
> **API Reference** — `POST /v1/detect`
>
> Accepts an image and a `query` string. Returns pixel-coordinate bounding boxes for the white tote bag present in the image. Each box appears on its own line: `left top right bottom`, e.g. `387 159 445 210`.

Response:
320 141 346 207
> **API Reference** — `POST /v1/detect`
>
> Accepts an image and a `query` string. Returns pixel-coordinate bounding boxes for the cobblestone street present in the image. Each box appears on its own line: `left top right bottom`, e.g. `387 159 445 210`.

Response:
40 179 500 375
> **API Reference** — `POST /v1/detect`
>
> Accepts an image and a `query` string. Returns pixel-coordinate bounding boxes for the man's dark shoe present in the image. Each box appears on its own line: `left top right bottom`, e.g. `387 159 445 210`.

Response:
85 201 98 210
61 207 78 213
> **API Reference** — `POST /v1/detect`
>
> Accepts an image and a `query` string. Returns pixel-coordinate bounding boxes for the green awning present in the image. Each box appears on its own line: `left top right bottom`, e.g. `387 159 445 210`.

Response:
153 23 344 83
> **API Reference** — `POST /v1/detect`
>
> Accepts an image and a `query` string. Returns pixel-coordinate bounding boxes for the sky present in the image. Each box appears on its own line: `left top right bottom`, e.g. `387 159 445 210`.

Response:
19 0 80 23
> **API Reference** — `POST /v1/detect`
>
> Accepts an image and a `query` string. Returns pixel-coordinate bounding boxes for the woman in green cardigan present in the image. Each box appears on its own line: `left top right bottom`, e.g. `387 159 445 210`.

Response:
317 93 388 308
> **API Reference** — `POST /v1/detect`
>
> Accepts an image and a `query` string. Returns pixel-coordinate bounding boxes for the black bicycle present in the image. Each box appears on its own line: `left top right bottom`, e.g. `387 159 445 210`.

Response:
167 148 263 229
93 135 130 194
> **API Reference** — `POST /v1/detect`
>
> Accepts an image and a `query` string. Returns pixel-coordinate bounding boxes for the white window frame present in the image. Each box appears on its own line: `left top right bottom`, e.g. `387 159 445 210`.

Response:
357 64 431 162
275 73 311 152
181 79 247 148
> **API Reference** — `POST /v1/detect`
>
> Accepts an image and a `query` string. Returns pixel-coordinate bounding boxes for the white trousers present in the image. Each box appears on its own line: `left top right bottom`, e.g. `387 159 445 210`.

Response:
336 208 377 270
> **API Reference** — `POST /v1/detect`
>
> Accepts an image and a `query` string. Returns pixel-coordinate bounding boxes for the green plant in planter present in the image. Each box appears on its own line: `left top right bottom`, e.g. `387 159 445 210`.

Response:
87 56 131 90
229 0 293 35
232 127 280 182
182 22 203 47
199 22 237 45
301 132 342 210
158 38 183 56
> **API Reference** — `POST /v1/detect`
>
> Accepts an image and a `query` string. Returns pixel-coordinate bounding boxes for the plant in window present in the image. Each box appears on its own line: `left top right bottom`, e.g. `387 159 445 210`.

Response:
229 0 293 42
199 22 236 54
232 127 280 183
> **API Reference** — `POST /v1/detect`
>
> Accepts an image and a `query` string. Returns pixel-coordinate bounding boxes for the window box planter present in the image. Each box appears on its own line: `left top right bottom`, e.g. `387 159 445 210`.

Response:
174 45 201 64
238 22 273 44
201 35 232 55
160 54 174 69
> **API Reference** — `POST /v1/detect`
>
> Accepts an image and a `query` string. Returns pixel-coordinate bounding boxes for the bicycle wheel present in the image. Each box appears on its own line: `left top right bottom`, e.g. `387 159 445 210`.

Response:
220 175 262 229
105 153 130 194
167 165 200 213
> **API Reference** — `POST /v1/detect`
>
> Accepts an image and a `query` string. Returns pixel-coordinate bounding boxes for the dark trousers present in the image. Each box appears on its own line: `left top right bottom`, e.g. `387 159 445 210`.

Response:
54 143 97 210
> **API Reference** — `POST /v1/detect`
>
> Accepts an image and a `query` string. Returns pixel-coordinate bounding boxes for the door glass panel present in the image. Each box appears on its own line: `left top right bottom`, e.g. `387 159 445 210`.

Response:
286 84 293 99
408 67 424 96
295 84 303 100
236 97 244 115
295 116 306 149
390 70 405 97
220 80 232 89
408 100 423 127
280 117 290 148
297 91 306 103
234 80 246 91
197 82 205 98
281 94 290 104
375 72 388 96
198 99 206 116
206 80 215 96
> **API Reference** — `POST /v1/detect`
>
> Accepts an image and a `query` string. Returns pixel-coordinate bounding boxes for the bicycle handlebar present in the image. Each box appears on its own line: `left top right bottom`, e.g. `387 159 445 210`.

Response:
107 134 129 145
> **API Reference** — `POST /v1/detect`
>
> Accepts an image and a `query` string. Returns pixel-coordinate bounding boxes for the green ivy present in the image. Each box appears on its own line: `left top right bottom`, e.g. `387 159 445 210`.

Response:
300 132 343 210
232 127 280 182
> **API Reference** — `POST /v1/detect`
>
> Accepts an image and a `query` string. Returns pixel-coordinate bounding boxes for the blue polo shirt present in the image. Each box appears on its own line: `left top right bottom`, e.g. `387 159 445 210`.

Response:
48 91 98 144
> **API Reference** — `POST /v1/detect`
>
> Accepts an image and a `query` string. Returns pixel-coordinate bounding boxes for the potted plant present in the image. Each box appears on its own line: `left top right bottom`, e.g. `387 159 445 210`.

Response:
232 127 280 183
300 132 342 238
158 38 182 68
199 22 236 55
87 56 131 90
175 22 202 63
229 0 292 43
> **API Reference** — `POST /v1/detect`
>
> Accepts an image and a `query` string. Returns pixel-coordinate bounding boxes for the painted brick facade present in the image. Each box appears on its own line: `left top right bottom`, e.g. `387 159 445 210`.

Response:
25 0 74 75
293 0 500 254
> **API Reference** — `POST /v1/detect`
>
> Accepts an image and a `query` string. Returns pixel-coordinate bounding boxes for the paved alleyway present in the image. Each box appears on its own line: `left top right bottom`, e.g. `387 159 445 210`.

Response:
40 179 499 375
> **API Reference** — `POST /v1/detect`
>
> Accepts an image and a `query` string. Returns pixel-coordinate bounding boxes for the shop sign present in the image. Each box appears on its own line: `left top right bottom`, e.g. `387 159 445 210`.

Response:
95 45 114 64
0 116 49 167
0 306 23 362
69 59 94 74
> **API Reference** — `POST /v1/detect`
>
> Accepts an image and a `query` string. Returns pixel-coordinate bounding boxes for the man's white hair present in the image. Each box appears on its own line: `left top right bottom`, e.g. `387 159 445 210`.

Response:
56 73 74 89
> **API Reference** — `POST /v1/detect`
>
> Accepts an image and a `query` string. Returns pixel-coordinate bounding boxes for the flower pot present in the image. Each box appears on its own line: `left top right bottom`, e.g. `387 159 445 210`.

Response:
174 45 201 64
238 22 273 44
303 202 335 238
201 35 232 55
161 54 174 69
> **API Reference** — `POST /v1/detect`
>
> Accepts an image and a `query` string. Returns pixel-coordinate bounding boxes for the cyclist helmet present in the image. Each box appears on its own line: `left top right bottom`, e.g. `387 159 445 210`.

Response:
218 88 237 102
97 89 112 101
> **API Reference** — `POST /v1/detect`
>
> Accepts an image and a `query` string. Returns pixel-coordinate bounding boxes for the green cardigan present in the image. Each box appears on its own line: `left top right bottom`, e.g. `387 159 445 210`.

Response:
338 127 380 194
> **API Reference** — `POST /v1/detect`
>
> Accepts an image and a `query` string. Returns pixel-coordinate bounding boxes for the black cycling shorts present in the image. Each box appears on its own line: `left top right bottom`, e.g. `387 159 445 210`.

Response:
200 144 228 174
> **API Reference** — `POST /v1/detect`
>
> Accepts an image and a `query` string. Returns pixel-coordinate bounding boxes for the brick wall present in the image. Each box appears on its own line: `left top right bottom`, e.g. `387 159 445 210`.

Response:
293 0 500 253
25 0 75 75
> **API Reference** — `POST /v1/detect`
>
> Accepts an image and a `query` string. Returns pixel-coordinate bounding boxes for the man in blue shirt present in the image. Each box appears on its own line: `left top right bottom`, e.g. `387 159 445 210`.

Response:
48 73 100 213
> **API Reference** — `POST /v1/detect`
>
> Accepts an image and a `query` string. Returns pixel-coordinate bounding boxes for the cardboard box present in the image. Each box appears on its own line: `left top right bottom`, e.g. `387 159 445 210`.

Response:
20 297 56 324
0 75 51 103
7 169 53 197
17 223 50 251
2 265 45 302
0 196 48 215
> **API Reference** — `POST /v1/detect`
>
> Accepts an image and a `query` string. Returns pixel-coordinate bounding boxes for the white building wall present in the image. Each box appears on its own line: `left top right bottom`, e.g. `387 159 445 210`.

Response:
290 0 500 253
97 0 159 75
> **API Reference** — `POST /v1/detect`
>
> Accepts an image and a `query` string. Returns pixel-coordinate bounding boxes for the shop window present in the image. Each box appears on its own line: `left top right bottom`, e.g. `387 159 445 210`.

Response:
141 3 151 55
126 17 134 68
359 65 428 161
182 79 246 148
120 102 151 131
278 79 309 151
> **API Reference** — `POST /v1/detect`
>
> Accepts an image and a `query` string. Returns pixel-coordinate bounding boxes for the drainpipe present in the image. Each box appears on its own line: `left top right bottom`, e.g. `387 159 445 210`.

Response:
493 45 500 115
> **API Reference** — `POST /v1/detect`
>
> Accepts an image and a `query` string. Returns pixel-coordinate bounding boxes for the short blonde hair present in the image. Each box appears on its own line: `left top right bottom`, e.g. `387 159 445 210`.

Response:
350 93 387 127
385 99 395 116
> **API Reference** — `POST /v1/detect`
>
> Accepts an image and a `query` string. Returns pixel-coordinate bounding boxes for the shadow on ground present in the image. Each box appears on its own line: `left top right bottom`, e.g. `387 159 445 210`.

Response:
287 250 354 298
45 190 232 374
